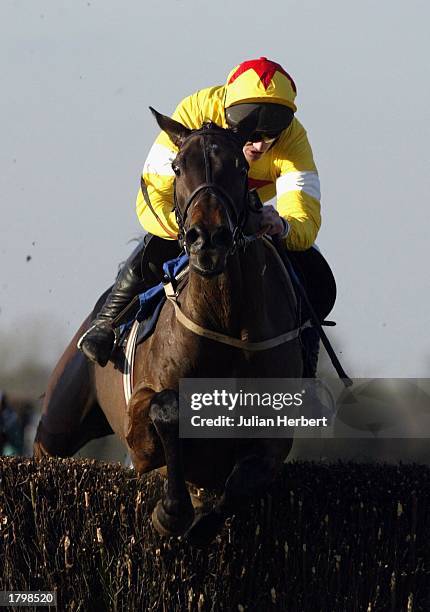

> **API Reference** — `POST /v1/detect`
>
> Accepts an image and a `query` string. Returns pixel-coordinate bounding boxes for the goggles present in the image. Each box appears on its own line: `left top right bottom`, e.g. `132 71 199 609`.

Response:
247 131 283 144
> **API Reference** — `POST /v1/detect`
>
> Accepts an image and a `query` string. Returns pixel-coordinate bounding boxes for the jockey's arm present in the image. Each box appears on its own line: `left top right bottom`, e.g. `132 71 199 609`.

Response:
273 119 321 251
136 93 204 239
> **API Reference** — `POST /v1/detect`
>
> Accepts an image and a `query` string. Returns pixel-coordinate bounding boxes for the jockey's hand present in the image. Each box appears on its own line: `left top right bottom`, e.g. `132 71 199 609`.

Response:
257 205 288 237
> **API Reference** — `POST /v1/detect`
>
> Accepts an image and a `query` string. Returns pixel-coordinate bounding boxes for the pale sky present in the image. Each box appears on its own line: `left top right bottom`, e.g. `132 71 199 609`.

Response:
1 0 429 376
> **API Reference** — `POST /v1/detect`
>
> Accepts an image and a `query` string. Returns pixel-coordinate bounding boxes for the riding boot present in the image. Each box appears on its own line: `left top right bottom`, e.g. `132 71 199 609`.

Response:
78 235 155 367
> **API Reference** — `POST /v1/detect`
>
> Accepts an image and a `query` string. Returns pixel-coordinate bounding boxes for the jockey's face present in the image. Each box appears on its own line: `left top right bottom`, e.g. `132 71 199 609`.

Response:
242 138 274 163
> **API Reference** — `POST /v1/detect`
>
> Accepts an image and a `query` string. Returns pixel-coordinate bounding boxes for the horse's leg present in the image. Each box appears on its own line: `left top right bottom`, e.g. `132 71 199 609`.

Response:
148 390 194 536
33 320 113 459
186 439 292 546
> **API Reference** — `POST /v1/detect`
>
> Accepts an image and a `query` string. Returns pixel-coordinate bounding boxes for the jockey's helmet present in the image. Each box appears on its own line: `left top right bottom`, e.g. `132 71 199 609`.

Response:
224 57 296 135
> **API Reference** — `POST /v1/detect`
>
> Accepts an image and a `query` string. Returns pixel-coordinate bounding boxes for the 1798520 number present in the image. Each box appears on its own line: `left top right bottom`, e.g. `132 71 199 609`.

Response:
0 591 56 607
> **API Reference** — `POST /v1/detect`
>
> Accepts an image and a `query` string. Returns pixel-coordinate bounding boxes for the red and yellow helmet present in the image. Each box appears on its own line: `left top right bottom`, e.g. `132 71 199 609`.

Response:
224 57 297 133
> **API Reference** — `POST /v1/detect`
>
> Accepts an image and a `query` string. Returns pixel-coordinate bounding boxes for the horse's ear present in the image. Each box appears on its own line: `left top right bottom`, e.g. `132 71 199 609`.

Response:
228 107 261 145
149 107 191 147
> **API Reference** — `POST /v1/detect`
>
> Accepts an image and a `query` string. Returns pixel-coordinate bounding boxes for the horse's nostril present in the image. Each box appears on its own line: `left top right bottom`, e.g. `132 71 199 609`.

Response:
185 226 207 251
186 225 232 253
185 227 200 245
211 227 233 249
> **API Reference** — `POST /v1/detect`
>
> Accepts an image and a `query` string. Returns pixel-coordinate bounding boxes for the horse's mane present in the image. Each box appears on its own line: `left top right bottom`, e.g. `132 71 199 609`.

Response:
199 122 225 133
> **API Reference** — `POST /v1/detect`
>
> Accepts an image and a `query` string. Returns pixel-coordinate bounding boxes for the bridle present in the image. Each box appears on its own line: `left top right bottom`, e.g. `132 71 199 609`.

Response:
173 123 257 252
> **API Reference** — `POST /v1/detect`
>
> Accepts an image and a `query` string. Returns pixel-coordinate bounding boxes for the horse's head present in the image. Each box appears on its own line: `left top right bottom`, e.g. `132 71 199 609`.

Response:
150 107 260 276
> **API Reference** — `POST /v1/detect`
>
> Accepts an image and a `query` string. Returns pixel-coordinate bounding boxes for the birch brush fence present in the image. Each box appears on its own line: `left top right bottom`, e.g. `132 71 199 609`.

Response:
0 458 429 611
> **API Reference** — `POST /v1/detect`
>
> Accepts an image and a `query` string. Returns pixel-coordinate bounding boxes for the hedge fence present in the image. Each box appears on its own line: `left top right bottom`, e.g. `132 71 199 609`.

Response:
0 457 429 611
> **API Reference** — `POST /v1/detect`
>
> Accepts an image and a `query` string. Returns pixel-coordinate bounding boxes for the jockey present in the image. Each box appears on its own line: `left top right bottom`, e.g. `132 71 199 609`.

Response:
79 57 323 374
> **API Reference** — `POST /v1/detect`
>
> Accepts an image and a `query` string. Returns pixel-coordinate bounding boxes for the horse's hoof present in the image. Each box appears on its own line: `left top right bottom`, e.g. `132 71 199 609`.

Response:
185 510 225 547
151 500 194 537
188 485 212 512
189 492 208 512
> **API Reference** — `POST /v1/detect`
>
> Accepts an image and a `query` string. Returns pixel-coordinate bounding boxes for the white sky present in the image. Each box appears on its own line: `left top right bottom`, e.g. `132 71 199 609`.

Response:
1 0 429 375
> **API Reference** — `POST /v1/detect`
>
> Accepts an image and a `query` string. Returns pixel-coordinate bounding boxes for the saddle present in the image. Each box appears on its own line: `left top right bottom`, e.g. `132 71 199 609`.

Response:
288 247 336 324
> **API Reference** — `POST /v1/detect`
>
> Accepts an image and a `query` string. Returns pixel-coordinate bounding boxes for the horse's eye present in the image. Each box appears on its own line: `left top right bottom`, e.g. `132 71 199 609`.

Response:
172 164 180 176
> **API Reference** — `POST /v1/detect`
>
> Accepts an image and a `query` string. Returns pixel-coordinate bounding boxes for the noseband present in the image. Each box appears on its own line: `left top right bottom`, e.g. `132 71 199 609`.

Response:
173 124 252 251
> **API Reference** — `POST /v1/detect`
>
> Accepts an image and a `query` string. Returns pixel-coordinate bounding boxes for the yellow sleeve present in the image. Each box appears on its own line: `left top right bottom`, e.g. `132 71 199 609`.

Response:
136 92 204 239
274 119 321 250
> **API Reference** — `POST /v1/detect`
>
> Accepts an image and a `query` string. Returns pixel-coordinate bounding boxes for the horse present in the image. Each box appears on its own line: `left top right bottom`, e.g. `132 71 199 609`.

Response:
34 108 304 545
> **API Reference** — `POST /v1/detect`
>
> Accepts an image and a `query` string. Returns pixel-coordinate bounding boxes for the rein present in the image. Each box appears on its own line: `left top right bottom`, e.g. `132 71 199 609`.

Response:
140 177 178 239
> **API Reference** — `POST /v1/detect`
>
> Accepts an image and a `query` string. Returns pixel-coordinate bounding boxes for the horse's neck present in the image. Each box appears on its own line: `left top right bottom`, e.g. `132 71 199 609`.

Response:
184 242 272 337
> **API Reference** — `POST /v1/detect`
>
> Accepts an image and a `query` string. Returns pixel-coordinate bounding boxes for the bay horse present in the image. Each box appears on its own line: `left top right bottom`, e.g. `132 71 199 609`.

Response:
34 109 303 545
